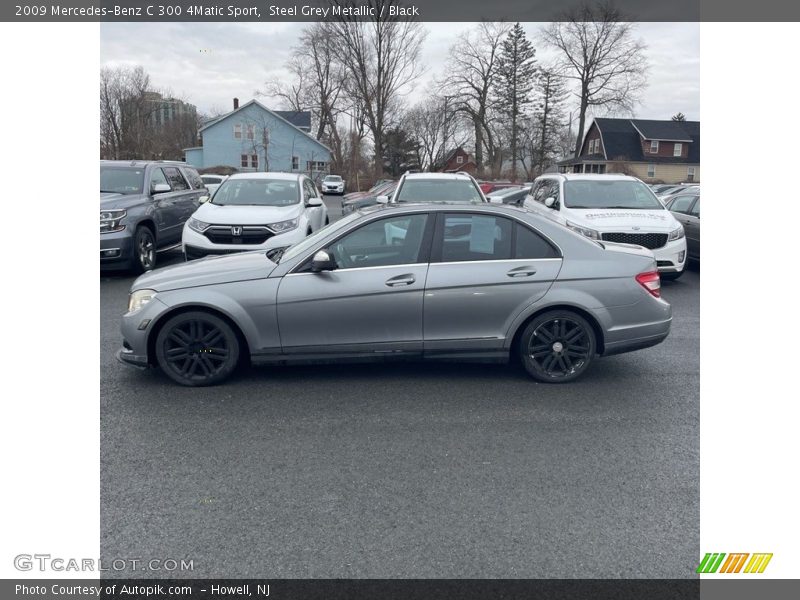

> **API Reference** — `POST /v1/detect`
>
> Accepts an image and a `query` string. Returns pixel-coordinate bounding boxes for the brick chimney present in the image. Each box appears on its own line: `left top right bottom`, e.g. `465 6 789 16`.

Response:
233 97 239 110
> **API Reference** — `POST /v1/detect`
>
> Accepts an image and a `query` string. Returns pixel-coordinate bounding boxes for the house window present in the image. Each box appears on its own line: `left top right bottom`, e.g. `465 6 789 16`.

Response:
647 164 656 178
241 154 248 168
251 154 258 169
292 156 299 170
650 140 659 153
246 124 255 140
457 155 464 164
674 143 683 157
687 167 696 182
234 124 242 139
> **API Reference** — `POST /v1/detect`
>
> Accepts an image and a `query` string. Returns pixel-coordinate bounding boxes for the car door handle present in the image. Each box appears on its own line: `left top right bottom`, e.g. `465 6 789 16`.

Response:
385 274 416 287
507 266 537 277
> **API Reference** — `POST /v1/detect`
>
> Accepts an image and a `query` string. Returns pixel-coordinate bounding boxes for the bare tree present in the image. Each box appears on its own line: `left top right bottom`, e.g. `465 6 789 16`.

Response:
442 22 511 176
328 0 426 177
404 92 466 171
543 1 648 156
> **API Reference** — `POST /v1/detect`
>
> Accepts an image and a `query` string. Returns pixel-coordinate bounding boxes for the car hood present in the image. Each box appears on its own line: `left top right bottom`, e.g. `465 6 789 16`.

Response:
573 208 678 232
101 192 147 210
131 251 277 292
193 202 304 225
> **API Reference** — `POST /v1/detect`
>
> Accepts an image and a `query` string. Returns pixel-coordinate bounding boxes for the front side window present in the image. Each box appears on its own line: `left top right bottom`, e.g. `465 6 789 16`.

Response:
674 143 683 157
211 178 300 207
689 197 700 217
100 167 145 194
668 195 696 214
163 167 189 191
149 168 168 192
439 214 513 262
396 179 483 204
563 179 663 210
329 214 429 269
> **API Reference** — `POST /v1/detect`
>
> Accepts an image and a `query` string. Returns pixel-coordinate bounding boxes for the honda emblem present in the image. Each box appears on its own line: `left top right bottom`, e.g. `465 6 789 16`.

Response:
232 226 242 236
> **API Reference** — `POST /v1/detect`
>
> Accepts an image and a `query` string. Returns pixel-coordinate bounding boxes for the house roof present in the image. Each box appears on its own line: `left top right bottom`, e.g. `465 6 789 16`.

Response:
581 118 700 164
198 99 329 152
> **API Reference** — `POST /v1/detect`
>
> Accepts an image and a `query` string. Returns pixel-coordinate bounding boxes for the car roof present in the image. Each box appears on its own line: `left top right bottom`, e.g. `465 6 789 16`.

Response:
539 173 639 182
226 172 303 181
402 172 475 180
357 202 528 217
100 160 188 168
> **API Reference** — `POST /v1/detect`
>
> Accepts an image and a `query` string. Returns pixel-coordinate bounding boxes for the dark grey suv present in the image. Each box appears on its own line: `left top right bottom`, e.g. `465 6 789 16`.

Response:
100 160 206 272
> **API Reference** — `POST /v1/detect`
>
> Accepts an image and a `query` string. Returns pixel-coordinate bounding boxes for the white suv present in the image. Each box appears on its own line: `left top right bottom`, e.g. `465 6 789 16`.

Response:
522 174 687 279
182 172 329 260
378 172 487 204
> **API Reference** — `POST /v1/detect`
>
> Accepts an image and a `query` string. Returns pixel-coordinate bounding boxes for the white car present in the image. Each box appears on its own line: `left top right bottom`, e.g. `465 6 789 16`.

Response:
522 173 687 279
320 174 346 195
200 174 229 196
182 172 329 260
378 171 487 204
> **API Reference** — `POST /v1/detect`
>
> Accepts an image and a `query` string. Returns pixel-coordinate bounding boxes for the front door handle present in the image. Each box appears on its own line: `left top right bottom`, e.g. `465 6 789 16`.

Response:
385 274 416 287
507 266 537 277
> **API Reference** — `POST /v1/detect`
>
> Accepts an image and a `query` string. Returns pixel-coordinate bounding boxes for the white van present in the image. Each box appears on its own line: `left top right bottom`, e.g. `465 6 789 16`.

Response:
522 174 687 279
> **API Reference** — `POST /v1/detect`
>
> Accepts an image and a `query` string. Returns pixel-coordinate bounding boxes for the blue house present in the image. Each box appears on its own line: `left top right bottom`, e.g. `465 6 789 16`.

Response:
183 99 332 177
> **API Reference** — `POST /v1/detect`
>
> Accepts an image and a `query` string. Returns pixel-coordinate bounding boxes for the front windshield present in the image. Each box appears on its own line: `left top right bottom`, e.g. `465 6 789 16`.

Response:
278 211 361 263
100 167 144 194
492 186 525 197
211 178 299 207
563 180 663 210
324 175 342 182
396 179 483 203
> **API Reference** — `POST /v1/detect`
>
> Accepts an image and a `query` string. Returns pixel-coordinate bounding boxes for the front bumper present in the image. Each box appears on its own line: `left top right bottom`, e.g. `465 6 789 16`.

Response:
323 186 344 194
652 238 687 273
182 224 307 260
117 295 171 369
100 229 135 269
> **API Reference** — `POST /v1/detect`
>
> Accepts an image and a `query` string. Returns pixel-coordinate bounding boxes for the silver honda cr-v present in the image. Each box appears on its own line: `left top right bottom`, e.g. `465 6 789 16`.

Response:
118 203 671 386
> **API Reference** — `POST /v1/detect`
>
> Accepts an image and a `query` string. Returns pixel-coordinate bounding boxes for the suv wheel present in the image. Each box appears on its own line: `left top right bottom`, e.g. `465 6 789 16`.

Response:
133 226 156 273
520 311 596 383
155 311 240 386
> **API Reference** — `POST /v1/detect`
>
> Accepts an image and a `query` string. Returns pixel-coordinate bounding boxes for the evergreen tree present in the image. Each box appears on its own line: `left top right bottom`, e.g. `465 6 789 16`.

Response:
672 112 686 121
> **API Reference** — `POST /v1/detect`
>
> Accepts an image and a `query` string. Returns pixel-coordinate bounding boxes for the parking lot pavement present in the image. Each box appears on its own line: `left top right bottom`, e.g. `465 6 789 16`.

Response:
100 203 699 578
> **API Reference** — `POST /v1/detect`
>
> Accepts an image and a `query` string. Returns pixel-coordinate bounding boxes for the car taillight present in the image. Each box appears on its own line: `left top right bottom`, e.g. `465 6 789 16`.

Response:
635 271 661 298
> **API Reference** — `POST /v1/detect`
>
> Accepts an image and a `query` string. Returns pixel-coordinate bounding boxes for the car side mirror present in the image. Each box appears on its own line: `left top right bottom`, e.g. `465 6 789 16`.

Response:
488 196 503 204
306 197 324 207
376 195 389 204
310 250 337 272
544 197 558 209
151 183 171 195
198 195 210 204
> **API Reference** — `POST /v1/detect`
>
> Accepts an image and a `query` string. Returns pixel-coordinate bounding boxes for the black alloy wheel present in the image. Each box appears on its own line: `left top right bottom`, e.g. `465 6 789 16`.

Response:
155 311 240 386
520 311 596 383
134 226 156 273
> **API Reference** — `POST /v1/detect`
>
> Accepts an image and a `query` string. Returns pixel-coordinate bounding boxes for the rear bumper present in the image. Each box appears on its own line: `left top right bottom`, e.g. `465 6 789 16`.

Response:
602 316 672 356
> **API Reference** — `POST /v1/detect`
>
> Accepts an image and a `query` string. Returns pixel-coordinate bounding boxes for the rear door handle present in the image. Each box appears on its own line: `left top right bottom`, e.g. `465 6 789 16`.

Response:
507 266 537 278
385 274 416 287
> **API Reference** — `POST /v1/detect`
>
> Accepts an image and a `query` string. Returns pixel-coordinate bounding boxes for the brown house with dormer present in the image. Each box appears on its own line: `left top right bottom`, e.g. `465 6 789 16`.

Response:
558 118 700 184
437 147 477 174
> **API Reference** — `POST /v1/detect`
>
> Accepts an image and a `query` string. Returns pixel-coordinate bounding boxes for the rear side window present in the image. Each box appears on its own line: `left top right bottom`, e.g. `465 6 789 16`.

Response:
440 214 513 262
163 167 189 191
515 224 559 259
183 167 204 190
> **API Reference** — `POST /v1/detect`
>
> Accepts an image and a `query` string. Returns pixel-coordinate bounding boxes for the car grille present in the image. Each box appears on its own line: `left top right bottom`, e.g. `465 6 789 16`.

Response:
601 232 668 249
204 225 273 245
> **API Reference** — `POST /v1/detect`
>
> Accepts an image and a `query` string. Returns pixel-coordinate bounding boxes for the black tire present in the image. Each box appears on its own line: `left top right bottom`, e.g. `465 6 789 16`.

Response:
661 270 684 281
325 215 330 225
132 226 156 274
155 311 241 386
519 310 596 383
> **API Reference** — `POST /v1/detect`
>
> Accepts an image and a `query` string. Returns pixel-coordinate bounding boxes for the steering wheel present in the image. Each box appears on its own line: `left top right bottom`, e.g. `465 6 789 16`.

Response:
334 243 353 268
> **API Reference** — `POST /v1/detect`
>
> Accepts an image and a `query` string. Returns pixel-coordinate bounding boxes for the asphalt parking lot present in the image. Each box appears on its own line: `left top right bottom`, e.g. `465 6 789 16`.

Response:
100 195 699 578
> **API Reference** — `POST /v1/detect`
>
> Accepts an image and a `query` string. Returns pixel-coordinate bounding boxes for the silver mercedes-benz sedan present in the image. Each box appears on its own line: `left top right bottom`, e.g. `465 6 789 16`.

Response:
118 203 671 386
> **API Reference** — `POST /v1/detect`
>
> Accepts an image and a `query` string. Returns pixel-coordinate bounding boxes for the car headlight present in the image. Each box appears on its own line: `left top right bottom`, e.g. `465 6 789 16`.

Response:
187 217 210 233
268 218 299 233
668 225 685 241
100 209 126 233
127 289 156 313
565 220 600 240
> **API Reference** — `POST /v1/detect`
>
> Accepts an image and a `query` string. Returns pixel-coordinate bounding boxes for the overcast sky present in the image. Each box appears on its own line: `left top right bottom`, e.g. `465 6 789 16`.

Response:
101 22 699 123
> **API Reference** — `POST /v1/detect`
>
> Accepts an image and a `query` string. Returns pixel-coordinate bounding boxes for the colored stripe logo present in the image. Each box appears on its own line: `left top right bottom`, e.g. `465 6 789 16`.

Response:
697 553 773 574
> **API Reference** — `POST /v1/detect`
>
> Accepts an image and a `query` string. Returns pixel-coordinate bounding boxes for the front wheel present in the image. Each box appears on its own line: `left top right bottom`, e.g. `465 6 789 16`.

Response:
155 311 241 386
520 311 596 383
133 226 156 273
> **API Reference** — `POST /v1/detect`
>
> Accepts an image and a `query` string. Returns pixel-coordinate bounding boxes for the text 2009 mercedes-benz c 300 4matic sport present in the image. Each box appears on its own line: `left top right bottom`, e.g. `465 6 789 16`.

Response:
117 203 672 386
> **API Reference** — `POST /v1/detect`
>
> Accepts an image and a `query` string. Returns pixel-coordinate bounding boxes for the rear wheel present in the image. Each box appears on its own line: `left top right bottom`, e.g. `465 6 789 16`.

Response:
155 311 240 386
133 226 156 273
520 311 596 383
